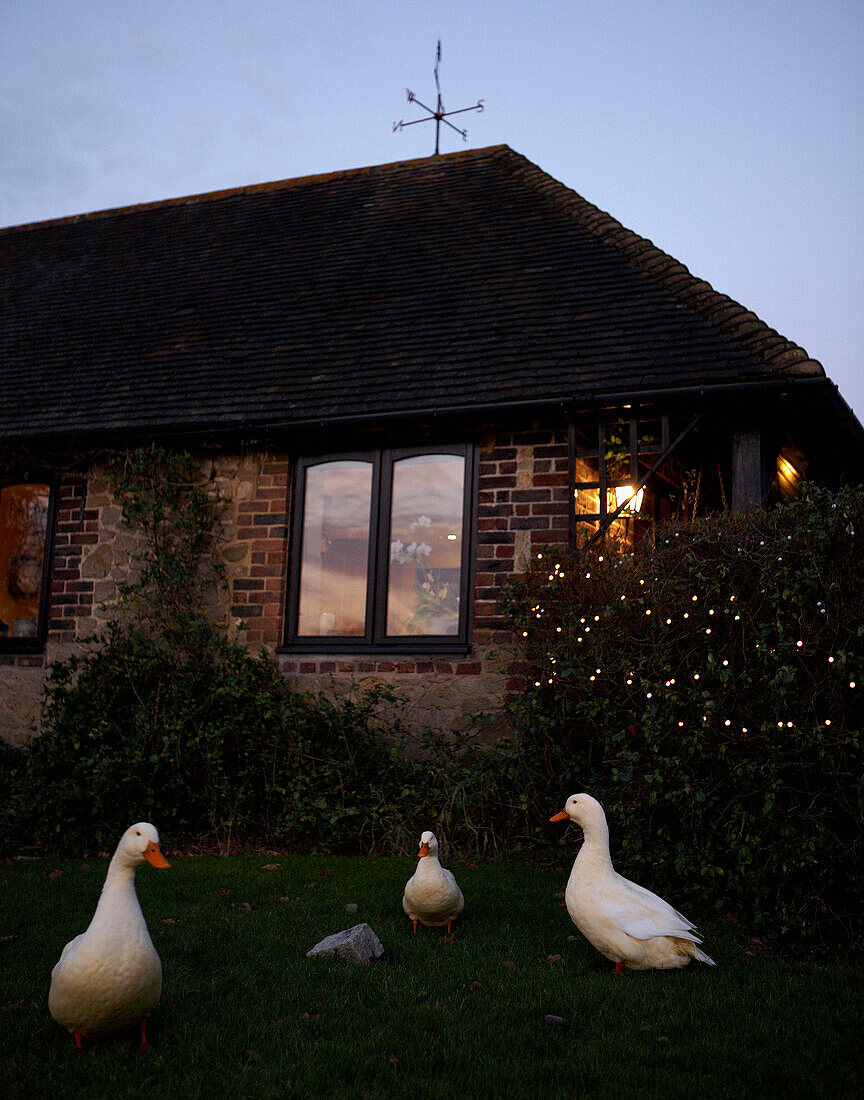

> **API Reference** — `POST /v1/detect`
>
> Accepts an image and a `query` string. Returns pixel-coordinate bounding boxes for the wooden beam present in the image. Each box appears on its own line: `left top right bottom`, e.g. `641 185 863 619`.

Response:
732 429 765 511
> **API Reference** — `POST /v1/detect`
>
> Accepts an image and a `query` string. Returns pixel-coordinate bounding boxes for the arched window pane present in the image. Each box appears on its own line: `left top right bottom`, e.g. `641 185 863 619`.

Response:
297 461 372 636
0 483 49 640
387 454 464 636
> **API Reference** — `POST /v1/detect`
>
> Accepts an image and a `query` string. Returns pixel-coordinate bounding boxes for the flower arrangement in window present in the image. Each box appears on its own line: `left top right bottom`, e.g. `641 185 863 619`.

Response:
390 514 460 634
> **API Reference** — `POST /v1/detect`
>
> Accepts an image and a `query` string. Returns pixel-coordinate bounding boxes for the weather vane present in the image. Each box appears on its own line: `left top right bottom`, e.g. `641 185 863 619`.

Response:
393 40 484 156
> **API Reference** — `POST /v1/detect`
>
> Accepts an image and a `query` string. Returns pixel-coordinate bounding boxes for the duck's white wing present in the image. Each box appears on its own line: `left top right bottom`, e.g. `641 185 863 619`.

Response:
51 932 86 979
599 873 702 943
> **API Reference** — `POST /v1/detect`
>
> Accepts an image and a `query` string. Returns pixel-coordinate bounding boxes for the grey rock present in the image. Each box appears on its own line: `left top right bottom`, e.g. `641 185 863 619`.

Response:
306 923 384 963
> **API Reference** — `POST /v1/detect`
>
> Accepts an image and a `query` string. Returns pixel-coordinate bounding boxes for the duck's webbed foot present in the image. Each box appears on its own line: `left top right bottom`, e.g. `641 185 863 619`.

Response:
138 1017 151 1052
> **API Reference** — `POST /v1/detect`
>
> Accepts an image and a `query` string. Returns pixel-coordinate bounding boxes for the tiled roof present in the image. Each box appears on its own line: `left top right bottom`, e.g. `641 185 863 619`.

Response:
0 145 823 443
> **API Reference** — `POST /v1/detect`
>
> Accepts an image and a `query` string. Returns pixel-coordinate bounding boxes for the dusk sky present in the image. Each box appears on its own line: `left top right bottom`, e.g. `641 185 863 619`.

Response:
3 1 862 416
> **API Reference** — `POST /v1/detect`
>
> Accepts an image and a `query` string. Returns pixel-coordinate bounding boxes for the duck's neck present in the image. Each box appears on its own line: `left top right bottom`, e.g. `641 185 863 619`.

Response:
89 854 144 932
574 816 614 873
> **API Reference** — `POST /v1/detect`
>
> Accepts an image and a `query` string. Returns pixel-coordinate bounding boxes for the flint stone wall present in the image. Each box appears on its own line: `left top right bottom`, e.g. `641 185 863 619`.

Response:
0 428 567 744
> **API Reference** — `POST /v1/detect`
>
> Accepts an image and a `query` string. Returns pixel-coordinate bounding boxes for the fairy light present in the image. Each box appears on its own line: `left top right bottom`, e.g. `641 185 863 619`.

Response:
666 618 672 625
829 657 835 663
724 719 731 726
692 595 698 602
683 613 689 619
705 628 712 635
693 673 700 680
722 660 729 666
626 678 633 685
825 719 832 726
796 641 803 648
787 721 793 728
850 681 857 689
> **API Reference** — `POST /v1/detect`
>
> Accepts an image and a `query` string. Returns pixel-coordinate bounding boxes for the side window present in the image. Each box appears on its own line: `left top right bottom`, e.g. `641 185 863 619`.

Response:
286 446 474 650
0 481 56 651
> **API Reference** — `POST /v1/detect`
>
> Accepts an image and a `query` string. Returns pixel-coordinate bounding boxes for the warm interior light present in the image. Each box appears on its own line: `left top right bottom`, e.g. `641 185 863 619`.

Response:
614 485 644 512
777 455 801 497
446 533 458 541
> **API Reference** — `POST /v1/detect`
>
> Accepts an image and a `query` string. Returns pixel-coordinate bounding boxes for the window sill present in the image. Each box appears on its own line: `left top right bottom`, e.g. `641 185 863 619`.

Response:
277 640 473 657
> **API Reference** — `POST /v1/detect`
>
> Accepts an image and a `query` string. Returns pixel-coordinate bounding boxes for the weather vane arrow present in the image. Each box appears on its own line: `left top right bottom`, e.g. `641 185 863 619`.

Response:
393 40 484 155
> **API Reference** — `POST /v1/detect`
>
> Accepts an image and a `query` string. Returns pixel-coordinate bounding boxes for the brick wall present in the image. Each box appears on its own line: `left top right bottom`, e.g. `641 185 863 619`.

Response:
0 425 571 743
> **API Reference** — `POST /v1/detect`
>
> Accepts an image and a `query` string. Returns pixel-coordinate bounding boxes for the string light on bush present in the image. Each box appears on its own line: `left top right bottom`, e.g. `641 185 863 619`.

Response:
825 719 832 726
850 681 857 689
829 656 834 663
693 673 700 680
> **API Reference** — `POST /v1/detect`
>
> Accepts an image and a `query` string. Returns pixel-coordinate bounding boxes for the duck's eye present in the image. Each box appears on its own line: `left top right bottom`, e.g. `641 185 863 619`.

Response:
135 830 141 836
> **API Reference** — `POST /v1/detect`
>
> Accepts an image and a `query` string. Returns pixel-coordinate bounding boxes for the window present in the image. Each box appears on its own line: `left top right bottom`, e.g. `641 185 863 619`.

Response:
0 481 56 652
285 446 475 650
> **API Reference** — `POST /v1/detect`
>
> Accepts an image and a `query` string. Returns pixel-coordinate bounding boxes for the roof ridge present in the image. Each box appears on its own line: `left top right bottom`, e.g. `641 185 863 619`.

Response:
0 144 513 235
503 149 823 377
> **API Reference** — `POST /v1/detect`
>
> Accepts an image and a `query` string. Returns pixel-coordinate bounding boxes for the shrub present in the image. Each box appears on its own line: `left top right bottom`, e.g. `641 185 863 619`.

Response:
500 484 864 942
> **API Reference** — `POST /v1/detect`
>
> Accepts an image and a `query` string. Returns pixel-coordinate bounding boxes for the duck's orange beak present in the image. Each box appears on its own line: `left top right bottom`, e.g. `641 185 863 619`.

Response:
418 843 430 857
549 811 569 823
143 841 170 869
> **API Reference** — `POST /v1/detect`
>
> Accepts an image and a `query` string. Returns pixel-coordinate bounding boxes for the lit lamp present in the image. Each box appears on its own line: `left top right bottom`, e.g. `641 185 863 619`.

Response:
614 485 644 513
776 455 801 498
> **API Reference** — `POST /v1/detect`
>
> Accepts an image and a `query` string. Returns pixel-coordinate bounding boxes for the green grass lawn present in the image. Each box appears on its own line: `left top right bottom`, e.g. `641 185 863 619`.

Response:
1 852 862 1099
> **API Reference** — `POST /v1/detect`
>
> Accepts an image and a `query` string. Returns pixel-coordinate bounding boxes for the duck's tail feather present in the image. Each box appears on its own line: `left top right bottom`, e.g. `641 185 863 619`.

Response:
692 945 716 966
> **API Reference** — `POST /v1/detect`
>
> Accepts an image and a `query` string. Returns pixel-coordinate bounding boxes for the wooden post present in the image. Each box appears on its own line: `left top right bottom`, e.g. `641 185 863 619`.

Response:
732 429 765 512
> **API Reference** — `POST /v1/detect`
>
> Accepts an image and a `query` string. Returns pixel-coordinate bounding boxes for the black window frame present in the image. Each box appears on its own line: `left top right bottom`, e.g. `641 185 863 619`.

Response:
0 476 58 655
282 444 477 653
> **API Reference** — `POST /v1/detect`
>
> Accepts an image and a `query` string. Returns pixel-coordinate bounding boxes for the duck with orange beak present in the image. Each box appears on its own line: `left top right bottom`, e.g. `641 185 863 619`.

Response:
551 794 714 973
402 830 464 935
49 822 170 1050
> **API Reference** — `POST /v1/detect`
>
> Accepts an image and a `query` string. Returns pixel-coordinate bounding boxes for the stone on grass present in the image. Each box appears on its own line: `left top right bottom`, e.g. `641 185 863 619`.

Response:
306 923 385 964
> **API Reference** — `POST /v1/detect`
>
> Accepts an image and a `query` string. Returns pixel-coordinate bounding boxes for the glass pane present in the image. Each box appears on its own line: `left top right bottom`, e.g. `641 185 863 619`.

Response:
0 483 50 640
387 454 465 637
296 461 372 637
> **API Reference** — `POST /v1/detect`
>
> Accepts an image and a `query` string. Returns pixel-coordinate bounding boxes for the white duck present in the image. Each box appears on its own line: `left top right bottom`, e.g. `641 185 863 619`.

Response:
49 822 170 1049
550 794 715 972
402 830 464 935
